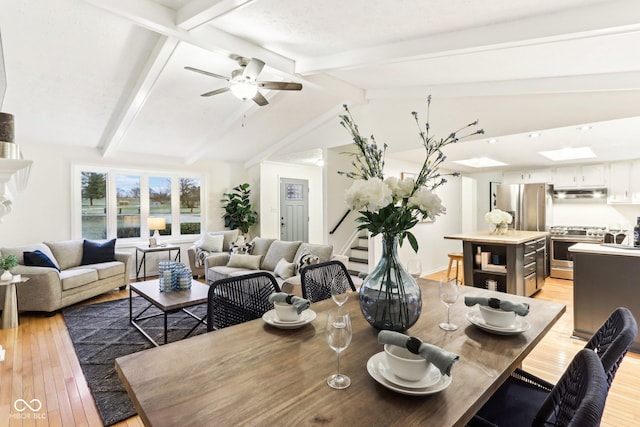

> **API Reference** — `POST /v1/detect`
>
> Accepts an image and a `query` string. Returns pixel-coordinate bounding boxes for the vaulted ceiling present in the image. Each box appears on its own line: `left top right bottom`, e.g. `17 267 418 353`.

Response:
1 0 639 172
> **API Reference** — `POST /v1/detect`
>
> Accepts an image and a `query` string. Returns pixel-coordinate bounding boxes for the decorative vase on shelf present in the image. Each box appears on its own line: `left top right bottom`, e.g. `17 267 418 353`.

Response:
359 235 422 331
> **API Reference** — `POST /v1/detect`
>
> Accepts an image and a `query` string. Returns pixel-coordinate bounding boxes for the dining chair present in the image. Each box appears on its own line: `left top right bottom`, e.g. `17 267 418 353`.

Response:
300 260 356 303
207 272 281 331
469 348 608 427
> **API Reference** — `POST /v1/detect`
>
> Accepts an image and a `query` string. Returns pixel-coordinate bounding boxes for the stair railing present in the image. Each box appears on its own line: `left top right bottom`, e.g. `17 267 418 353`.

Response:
329 209 351 235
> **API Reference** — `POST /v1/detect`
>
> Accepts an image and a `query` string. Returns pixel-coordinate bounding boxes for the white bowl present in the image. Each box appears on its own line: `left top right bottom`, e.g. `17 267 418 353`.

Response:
383 344 431 382
273 302 300 322
479 305 516 328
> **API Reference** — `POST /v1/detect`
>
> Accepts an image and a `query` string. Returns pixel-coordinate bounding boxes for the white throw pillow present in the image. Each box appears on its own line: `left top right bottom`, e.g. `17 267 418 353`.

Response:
227 254 263 270
199 234 224 252
274 257 296 279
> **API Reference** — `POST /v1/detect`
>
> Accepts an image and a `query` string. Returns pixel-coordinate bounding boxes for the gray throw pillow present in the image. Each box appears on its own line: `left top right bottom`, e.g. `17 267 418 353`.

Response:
261 240 302 271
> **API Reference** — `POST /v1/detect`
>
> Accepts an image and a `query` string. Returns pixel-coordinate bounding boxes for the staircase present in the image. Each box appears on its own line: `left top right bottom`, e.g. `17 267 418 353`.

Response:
347 231 369 278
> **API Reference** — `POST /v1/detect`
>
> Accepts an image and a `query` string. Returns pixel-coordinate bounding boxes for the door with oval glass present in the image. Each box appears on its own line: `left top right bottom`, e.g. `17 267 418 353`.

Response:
280 178 309 242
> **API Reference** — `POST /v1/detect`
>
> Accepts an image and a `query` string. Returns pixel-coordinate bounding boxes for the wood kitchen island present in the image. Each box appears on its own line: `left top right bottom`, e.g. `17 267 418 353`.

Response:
569 242 640 352
445 230 548 296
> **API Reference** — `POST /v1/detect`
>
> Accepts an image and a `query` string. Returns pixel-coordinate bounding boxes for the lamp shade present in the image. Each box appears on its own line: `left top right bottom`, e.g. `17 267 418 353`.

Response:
230 82 258 100
147 217 166 231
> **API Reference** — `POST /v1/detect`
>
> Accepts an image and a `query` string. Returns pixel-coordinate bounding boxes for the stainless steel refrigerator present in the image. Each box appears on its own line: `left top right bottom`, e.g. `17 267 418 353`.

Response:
494 183 553 231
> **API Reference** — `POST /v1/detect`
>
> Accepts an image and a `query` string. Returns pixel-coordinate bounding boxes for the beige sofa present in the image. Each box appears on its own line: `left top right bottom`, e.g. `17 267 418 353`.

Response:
204 237 348 295
0 240 133 313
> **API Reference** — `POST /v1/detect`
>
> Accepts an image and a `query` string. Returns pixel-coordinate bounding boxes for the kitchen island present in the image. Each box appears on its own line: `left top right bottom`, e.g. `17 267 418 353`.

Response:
445 230 548 296
569 242 640 352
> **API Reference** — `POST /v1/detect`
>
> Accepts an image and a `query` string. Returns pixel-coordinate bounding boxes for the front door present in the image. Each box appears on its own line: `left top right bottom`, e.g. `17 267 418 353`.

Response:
280 178 309 242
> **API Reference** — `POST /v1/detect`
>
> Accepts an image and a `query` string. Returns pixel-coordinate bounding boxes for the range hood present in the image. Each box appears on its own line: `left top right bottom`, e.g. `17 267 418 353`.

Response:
553 188 607 199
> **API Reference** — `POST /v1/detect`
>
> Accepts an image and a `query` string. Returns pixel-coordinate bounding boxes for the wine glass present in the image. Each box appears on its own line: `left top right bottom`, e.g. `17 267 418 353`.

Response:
407 259 422 279
325 310 352 389
330 280 349 311
609 223 621 244
439 279 459 331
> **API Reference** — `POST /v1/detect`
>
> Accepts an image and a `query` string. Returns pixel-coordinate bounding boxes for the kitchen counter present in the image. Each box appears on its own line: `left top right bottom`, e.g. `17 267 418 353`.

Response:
570 242 640 353
444 230 548 296
445 230 549 245
569 242 640 257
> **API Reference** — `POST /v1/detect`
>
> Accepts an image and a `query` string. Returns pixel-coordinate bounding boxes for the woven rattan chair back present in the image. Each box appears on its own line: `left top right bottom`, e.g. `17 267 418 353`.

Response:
533 348 608 427
207 272 280 331
300 260 356 303
585 307 637 387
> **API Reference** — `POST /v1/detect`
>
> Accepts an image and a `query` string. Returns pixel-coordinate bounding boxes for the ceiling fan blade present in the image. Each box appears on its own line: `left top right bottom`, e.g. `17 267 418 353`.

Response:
243 58 265 81
185 66 229 81
200 87 230 97
257 81 303 91
252 91 269 106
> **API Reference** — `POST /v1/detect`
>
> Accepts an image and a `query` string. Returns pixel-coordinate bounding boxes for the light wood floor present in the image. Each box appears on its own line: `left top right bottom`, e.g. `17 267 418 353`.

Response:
1 274 638 426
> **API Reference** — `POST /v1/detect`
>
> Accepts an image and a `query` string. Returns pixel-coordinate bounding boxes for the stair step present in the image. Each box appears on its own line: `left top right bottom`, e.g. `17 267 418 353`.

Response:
349 257 368 264
350 249 368 259
351 245 368 251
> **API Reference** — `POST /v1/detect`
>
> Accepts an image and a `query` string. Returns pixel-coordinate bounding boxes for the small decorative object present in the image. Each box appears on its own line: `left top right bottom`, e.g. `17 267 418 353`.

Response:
484 209 513 235
158 261 192 291
148 217 166 246
339 95 484 331
475 247 482 268
0 254 18 281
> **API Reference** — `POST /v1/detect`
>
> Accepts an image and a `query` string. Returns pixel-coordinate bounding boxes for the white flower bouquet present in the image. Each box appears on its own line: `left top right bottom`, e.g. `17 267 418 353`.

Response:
484 209 513 226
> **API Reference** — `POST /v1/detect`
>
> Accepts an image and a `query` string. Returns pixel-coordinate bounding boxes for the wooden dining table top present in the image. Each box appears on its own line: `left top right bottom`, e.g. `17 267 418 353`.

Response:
115 279 566 427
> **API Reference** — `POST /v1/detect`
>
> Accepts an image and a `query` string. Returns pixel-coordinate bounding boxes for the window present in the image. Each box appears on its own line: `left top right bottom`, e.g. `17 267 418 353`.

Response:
74 167 204 241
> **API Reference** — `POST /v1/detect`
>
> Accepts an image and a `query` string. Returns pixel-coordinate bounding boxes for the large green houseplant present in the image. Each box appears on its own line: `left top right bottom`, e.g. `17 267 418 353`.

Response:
221 183 258 238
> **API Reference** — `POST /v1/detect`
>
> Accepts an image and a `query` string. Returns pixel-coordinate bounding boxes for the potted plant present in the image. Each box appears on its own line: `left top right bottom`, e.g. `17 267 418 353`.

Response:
221 183 258 239
0 254 18 281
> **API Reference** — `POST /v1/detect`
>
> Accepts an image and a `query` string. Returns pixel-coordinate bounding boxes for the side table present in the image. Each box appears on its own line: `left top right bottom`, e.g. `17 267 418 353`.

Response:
135 245 181 281
1 276 29 329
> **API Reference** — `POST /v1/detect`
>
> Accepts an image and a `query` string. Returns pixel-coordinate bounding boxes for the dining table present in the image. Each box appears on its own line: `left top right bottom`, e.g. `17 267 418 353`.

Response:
115 278 566 427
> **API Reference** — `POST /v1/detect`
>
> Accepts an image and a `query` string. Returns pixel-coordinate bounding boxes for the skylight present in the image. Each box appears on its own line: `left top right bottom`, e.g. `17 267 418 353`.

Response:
452 157 507 168
538 146 596 161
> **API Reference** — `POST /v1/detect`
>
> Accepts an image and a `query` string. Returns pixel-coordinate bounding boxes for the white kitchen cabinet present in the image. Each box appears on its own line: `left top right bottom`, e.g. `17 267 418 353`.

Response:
608 162 631 203
502 168 552 184
631 160 640 203
554 164 605 189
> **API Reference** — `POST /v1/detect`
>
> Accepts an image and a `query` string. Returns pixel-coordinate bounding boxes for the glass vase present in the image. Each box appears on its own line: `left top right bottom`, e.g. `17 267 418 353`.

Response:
491 223 508 235
359 235 422 331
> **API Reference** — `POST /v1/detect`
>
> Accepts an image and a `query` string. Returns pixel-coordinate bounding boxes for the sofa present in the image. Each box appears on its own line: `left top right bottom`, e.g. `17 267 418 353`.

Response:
186 229 240 278
204 237 348 296
0 239 133 313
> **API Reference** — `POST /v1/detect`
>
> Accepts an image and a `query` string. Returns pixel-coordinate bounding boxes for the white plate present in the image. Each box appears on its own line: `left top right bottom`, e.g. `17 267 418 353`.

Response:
262 309 316 329
366 352 452 396
465 311 531 335
378 360 441 389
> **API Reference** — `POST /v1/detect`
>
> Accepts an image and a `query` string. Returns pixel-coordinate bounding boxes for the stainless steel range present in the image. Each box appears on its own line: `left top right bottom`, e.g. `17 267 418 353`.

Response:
549 226 606 280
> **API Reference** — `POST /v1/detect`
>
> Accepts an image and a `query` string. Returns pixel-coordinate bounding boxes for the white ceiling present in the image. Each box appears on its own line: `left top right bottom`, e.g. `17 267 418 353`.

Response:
1 0 639 173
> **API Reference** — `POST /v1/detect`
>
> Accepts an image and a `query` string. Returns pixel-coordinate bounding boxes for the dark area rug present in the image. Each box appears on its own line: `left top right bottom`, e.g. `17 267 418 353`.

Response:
62 296 208 426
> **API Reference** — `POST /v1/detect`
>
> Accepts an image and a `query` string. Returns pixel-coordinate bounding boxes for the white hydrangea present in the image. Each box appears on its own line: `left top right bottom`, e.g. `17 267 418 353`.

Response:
484 209 513 225
345 178 393 211
385 176 415 199
408 188 446 220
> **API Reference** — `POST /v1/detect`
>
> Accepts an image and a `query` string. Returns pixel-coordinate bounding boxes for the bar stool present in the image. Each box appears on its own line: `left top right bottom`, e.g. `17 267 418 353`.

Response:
446 252 464 284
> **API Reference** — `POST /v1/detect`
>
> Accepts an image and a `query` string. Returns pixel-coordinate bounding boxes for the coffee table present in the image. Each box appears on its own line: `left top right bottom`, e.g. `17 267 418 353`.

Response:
129 279 209 347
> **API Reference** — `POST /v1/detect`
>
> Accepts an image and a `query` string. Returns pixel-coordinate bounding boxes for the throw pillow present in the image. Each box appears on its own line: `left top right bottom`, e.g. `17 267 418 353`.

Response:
81 239 116 265
229 241 255 254
199 234 224 252
226 254 262 270
297 248 320 273
23 250 61 271
274 257 296 279
261 240 301 271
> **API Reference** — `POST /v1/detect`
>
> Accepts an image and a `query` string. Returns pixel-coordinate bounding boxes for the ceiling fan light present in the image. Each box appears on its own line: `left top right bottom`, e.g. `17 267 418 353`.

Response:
230 82 258 100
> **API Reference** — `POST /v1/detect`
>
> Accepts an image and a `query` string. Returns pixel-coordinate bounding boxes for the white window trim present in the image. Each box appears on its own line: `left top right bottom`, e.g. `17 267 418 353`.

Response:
71 164 206 245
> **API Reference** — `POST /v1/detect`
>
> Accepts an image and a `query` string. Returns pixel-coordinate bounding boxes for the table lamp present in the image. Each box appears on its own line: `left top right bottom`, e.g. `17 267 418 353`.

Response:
147 217 166 246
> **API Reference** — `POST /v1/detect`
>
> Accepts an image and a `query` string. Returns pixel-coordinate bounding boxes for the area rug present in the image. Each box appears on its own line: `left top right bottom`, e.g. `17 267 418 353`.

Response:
62 297 208 426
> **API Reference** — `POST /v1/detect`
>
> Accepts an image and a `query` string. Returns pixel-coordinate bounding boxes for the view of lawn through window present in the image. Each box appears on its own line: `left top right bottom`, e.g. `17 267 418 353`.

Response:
80 170 201 239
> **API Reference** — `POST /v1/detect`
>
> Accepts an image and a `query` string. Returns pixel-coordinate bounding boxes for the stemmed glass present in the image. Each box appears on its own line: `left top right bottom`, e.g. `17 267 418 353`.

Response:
407 259 422 279
439 279 459 331
609 223 622 244
325 310 352 389
330 280 349 312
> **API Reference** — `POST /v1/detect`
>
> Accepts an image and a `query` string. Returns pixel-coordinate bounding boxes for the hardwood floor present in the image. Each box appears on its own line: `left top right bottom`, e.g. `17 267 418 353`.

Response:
1 275 637 426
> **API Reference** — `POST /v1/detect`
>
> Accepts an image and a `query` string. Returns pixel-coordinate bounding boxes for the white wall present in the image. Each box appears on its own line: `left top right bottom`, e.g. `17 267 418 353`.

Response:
258 161 324 243
0 142 246 248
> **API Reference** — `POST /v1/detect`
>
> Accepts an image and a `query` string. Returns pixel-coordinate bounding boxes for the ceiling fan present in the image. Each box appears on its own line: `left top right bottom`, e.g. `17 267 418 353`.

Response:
185 57 302 106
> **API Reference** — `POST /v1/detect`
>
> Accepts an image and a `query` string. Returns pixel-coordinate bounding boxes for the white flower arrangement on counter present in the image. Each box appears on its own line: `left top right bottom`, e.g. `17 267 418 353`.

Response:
485 209 513 226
